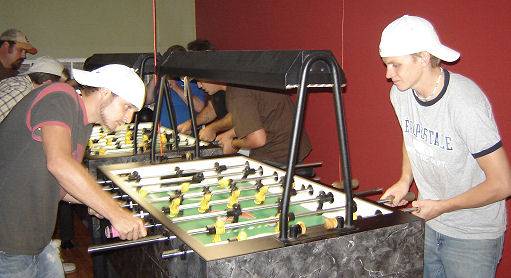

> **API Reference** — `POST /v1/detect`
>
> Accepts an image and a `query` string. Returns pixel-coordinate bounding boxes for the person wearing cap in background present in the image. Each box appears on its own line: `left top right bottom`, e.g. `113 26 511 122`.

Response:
0 64 147 277
378 15 511 277
0 56 66 123
0 29 37 81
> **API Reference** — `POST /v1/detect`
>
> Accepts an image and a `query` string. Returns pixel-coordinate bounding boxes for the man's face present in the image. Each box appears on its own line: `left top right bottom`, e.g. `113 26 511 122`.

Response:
382 55 422 92
3 42 26 70
99 92 138 131
197 81 221 95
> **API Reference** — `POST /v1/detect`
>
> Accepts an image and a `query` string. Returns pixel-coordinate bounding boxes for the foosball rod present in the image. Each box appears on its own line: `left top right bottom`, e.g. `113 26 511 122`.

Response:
187 205 348 236
87 234 175 254
147 178 286 202
133 170 279 191
171 190 329 223
117 161 250 180
152 183 313 210
122 165 263 185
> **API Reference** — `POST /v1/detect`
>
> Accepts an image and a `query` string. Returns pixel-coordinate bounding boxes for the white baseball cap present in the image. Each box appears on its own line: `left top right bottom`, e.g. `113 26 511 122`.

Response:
72 64 145 110
379 15 460 62
26 56 64 77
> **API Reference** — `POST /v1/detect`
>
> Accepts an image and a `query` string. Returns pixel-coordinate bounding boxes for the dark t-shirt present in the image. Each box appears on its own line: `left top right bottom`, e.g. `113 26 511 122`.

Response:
0 83 92 255
210 90 228 119
225 86 312 164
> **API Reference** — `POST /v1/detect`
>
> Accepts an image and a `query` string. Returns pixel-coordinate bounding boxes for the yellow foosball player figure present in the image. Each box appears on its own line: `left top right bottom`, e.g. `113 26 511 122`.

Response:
159 132 167 145
198 188 212 213
227 186 240 209
254 184 269 205
180 182 191 193
217 178 232 188
207 219 226 243
161 192 183 217
125 130 132 145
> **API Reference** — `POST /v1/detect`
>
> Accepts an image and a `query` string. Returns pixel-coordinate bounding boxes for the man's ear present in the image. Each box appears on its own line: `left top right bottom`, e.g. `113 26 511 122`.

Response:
0 41 8 51
419 51 430 65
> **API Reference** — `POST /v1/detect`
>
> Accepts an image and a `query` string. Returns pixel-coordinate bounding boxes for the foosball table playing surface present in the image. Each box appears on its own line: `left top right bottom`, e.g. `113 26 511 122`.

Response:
92 156 424 277
86 122 211 159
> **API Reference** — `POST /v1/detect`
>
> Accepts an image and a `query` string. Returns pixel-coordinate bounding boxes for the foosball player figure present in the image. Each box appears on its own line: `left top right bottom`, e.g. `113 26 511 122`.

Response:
213 162 228 174
127 171 141 182
226 203 242 223
191 172 205 184
289 221 307 238
316 191 334 210
125 130 132 145
217 178 233 188
227 185 241 209
159 132 168 145
198 187 212 213
162 191 183 217
106 137 113 146
254 181 269 205
206 218 226 243
323 216 345 230
241 166 255 179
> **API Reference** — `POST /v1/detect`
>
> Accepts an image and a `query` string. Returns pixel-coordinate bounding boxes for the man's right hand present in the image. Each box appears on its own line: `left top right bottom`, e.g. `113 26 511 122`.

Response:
109 208 147 240
177 120 192 134
380 180 412 207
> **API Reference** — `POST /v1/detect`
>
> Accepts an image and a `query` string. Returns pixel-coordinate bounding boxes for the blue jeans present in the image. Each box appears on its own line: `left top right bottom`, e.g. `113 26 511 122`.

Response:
424 225 503 278
0 242 64 278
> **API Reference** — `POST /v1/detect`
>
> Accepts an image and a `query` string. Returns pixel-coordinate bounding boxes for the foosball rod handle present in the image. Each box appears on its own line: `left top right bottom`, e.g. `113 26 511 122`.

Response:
87 234 175 254
378 191 416 204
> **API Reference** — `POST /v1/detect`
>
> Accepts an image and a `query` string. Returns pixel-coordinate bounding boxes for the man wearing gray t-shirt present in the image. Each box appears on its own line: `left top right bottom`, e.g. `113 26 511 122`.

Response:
379 15 511 278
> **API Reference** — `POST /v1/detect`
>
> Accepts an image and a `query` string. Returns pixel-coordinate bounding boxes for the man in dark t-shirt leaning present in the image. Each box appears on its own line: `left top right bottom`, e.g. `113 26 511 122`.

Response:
189 80 312 164
0 64 147 277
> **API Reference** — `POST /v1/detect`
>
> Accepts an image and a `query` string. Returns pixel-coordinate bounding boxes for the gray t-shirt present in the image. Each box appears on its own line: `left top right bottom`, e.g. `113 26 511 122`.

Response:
390 70 506 240
0 83 92 255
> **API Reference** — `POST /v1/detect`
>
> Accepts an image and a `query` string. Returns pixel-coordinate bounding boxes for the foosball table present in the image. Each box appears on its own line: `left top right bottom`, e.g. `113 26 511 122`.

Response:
89 156 423 277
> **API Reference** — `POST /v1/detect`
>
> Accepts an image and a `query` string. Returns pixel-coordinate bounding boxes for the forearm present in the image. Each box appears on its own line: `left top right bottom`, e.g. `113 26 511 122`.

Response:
62 193 81 204
232 128 266 150
195 102 217 125
192 96 205 112
232 137 254 150
399 142 414 186
49 157 123 220
144 75 158 105
206 113 232 134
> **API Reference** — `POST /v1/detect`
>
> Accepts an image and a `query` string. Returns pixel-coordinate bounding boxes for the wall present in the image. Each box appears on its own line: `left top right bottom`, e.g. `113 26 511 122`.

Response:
194 0 511 276
0 0 196 58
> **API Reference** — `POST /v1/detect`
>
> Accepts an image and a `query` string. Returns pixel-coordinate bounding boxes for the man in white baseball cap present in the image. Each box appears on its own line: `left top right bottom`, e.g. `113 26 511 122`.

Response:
0 64 147 277
0 28 38 80
379 15 511 278
72 64 146 130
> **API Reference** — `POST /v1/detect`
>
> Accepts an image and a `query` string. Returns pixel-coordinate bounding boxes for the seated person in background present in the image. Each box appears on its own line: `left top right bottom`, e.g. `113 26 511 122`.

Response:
146 45 205 127
0 56 66 122
191 80 312 165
